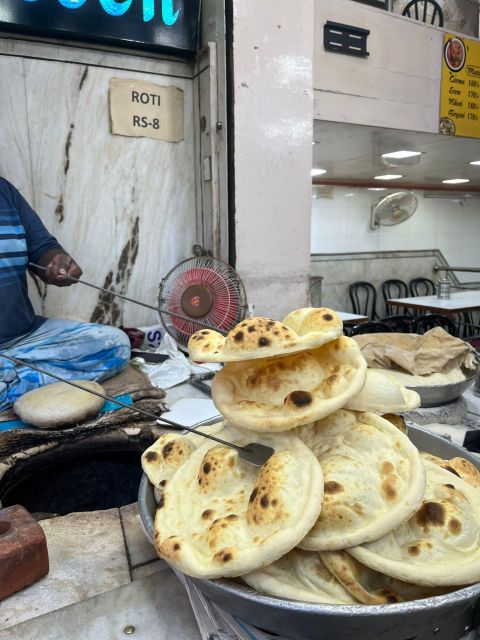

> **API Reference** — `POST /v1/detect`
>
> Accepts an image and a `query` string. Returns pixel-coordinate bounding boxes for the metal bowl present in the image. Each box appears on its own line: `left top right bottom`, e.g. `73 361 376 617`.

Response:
406 361 480 408
138 426 480 640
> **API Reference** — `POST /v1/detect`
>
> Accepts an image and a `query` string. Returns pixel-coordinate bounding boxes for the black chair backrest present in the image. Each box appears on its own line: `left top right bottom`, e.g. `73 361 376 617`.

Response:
402 0 444 27
381 279 409 316
350 321 393 336
349 281 378 319
409 277 436 297
410 314 457 336
381 315 413 333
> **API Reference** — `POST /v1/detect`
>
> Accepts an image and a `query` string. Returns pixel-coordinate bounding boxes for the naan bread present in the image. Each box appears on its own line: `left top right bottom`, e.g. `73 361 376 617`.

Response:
211 337 367 432
321 550 450 604
141 422 225 488
421 453 480 490
282 307 343 336
345 369 420 413
14 380 105 429
153 424 324 579
296 411 425 550
188 310 343 363
243 548 357 604
349 459 480 586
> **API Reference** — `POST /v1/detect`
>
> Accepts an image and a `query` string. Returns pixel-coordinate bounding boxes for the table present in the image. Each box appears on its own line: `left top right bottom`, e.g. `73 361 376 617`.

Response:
335 311 368 325
386 291 480 315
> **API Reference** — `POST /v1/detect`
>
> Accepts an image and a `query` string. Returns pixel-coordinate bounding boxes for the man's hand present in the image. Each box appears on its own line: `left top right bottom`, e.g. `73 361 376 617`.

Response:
45 253 82 287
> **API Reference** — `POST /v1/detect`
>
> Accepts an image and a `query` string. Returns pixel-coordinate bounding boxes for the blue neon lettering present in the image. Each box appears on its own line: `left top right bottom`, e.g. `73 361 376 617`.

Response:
98 0 132 17
143 0 154 21
21 0 180 25
162 0 179 26
58 0 87 8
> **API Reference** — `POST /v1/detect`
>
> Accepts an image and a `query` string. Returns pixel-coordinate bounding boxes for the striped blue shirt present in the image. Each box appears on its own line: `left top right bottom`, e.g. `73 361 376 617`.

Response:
0 177 62 344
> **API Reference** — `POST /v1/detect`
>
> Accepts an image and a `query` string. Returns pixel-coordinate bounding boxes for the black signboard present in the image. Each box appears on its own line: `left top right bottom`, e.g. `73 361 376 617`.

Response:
0 0 201 57
351 0 387 8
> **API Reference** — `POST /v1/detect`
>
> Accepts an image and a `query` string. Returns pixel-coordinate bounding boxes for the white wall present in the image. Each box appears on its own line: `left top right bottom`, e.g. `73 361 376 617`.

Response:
0 38 198 328
314 0 444 132
232 0 314 319
311 186 480 281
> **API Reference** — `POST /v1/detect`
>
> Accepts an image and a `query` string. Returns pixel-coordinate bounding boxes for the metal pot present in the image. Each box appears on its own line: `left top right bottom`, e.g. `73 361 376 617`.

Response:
138 426 480 640
405 361 480 408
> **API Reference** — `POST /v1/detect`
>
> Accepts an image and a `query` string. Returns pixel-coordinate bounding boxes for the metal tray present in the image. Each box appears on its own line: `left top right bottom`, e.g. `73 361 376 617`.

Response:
138 426 480 640
406 362 479 408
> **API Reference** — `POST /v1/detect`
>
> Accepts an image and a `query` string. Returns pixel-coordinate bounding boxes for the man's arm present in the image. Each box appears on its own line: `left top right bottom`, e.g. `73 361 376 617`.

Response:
4 179 83 287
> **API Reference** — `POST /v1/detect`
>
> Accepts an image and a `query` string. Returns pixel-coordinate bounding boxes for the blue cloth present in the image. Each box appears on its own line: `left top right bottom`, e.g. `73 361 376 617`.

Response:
0 177 63 344
0 318 131 412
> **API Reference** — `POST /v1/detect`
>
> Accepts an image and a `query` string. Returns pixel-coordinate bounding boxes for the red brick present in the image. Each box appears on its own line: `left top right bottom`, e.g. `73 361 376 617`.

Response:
0 504 49 600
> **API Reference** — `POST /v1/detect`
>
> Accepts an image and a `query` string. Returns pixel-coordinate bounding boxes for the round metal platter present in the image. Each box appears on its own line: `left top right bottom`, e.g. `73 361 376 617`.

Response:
406 362 479 408
138 426 480 640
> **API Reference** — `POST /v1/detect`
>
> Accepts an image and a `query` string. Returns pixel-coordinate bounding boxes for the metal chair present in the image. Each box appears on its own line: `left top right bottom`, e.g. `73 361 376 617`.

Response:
350 320 393 336
401 0 444 27
381 279 410 316
381 315 413 333
409 277 436 297
349 281 378 319
410 314 457 336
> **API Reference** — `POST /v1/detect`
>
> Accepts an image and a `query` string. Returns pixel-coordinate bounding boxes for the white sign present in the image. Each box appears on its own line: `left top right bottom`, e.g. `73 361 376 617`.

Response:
109 78 184 142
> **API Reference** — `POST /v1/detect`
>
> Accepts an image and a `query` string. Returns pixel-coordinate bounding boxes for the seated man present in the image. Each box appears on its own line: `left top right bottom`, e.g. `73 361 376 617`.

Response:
0 177 131 412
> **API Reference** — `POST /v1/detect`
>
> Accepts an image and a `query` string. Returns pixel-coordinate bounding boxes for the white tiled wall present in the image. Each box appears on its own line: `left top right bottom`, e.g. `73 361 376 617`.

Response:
311 186 480 281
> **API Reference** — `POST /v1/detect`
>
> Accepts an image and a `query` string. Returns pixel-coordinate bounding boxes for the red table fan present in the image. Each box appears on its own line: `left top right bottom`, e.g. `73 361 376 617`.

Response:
158 255 248 350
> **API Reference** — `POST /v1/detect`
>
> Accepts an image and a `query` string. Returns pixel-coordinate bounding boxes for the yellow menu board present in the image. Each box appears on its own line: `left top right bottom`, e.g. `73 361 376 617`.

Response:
439 33 480 138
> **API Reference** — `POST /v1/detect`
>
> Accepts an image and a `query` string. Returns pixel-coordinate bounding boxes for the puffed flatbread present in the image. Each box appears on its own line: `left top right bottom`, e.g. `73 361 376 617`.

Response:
243 548 358 604
349 458 480 586
14 380 105 429
320 550 450 604
345 369 420 413
141 422 225 489
188 309 343 363
211 337 367 432
296 410 425 550
153 424 324 579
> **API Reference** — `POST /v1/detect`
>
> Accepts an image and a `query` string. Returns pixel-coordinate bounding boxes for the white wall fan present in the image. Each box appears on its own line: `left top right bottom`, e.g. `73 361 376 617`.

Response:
370 192 418 230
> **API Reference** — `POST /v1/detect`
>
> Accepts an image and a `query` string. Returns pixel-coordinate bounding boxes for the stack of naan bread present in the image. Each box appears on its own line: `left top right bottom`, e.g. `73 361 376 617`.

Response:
141 308 480 606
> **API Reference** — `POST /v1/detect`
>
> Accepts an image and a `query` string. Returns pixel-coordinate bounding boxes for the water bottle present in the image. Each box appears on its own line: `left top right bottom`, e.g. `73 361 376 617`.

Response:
437 278 451 299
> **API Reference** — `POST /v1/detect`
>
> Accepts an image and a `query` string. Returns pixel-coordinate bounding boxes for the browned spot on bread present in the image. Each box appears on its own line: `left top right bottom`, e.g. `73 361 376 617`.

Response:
214 549 234 564
445 466 461 478
226 514 238 520
381 477 397 501
162 442 174 458
445 483 455 489
258 336 271 347
288 390 313 407
234 331 244 342
408 545 420 556
385 594 399 604
145 451 158 462
416 502 446 528
322 313 333 321
324 481 343 494
247 325 256 333
201 509 214 520
449 518 462 535
173 543 180 551
381 461 394 475
353 503 364 515
260 495 269 508
201 331 209 335
159 479 167 487
203 462 211 474
249 487 258 503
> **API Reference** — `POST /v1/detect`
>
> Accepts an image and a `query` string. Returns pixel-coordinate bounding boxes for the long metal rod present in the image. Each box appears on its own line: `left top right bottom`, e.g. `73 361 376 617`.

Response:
0 353 246 453
434 266 480 274
29 263 226 334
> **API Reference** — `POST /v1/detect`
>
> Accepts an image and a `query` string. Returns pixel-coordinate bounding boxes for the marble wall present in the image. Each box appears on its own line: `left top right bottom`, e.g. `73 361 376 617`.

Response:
0 40 198 328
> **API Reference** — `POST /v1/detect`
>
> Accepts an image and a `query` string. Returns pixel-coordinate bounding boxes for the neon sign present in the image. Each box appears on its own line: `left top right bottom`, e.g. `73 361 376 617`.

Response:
0 0 200 56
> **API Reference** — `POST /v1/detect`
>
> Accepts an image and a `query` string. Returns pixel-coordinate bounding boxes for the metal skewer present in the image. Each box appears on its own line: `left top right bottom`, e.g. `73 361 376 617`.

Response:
0 353 274 467
28 263 226 335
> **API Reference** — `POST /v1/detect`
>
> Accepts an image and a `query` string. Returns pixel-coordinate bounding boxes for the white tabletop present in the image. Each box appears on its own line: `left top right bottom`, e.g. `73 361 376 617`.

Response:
387 291 480 313
335 311 368 323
